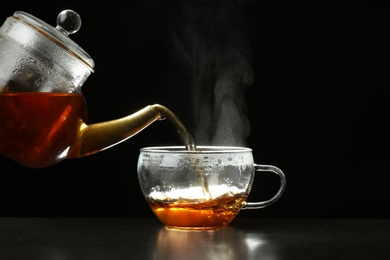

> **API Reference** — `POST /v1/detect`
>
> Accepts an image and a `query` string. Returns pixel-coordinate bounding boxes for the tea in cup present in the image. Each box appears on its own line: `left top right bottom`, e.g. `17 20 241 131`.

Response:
137 146 286 230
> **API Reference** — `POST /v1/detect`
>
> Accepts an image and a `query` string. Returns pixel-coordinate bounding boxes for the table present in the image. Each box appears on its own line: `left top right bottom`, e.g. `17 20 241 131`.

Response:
0 218 389 259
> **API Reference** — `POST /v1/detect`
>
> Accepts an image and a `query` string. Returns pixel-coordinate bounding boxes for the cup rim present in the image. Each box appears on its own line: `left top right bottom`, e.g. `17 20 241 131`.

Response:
139 146 252 153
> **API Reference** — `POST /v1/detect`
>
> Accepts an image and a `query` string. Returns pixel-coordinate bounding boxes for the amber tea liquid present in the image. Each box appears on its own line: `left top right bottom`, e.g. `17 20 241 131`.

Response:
0 92 87 168
148 191 247 230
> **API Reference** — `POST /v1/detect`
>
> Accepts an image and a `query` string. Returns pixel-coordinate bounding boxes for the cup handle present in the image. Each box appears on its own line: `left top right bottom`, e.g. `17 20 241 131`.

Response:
242 164 286 210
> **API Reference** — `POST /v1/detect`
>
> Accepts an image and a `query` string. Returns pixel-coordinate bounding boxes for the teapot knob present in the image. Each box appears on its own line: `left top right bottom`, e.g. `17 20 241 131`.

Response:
55 9 81 36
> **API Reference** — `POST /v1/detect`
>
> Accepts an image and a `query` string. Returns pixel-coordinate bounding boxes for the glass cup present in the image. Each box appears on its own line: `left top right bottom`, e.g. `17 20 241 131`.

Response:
137 146 286 230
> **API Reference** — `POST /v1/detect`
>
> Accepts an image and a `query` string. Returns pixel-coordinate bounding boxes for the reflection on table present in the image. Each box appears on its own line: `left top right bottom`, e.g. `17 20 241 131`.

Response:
0 218 389 260
154 225 275 259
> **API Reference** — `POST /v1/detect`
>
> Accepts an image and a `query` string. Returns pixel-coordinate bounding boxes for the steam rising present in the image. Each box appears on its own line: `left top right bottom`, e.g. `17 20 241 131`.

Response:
162 0 254 146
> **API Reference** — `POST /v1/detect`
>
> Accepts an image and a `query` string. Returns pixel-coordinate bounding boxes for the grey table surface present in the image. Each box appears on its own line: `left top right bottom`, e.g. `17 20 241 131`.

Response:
0 217 389 260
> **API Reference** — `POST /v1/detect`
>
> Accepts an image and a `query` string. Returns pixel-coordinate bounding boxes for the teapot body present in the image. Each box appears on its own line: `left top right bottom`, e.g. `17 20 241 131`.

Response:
0 10 93 167
0 11 167 168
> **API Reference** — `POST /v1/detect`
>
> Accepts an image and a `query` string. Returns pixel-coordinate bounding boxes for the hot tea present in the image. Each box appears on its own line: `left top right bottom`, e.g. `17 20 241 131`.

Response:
0 92 87 168
147 189 247 230
138 146 286 230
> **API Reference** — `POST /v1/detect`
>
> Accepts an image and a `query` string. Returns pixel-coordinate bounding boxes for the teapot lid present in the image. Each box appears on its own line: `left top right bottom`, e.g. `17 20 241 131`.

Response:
12 10 94 72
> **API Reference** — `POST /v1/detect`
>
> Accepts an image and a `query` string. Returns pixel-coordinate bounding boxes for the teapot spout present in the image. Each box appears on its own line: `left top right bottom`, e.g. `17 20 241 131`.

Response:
66 104 164 159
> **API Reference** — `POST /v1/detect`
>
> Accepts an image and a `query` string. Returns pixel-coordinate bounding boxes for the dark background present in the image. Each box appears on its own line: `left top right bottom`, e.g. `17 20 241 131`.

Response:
1 1 389 218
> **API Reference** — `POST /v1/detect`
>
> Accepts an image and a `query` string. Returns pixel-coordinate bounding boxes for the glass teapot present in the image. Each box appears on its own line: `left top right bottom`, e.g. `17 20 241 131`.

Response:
0 10 192 168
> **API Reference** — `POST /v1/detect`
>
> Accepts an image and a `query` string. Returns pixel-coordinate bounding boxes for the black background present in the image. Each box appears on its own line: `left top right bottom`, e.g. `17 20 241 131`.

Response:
1 1 389 218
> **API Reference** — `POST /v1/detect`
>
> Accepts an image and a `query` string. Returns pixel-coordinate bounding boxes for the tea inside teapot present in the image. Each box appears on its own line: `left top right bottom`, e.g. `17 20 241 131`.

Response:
0 86 194 168
0 91 87 167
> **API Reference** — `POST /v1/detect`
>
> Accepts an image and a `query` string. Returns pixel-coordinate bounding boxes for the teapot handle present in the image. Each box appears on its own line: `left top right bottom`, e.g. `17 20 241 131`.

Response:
242 164 286 210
